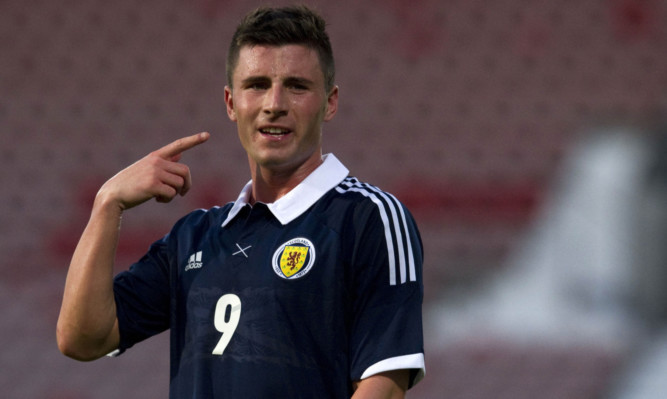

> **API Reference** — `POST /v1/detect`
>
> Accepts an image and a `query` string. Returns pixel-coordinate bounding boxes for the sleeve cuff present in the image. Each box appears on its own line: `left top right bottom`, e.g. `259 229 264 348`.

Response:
105 348 123 357
360 353 426 388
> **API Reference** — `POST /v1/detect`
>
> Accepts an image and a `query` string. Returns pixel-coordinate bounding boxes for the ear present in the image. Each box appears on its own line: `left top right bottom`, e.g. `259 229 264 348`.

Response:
224 86 237 122
323 85 338 122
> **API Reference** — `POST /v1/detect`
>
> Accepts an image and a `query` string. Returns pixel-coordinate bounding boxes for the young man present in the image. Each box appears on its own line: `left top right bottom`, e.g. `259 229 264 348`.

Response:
57 6 424 398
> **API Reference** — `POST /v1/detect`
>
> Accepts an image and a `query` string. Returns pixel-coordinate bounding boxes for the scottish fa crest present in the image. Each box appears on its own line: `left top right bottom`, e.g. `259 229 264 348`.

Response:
272 237 316 279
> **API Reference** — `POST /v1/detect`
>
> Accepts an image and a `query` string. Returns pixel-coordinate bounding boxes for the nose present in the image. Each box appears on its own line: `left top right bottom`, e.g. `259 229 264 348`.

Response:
263 85 288 117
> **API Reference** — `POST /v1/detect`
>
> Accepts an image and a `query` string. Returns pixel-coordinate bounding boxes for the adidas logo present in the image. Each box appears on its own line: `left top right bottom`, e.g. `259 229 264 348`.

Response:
185 251 203 271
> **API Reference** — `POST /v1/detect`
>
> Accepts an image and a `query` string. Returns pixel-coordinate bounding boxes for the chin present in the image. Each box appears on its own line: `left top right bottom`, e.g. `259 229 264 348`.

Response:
252 154 291 169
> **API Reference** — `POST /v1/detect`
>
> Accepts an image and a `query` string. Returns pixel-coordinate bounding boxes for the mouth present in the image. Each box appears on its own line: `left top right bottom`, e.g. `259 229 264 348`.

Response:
259 127 292 137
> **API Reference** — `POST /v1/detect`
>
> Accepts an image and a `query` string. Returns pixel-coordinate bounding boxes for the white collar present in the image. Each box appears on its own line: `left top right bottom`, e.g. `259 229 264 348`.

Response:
221 154 349 227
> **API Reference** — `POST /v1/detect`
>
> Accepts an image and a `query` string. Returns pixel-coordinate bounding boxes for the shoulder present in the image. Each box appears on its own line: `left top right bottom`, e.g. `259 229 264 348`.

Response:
170 203 234 235
329 177 416 226
332 177 404 207
325 176 422 250
332 176 389 201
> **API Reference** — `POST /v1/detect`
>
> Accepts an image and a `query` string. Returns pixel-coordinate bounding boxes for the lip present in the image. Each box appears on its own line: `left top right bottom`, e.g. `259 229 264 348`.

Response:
258 125 293 141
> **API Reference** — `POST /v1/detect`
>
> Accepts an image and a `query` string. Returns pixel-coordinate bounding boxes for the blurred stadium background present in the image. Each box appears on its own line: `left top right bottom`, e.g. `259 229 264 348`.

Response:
1 0 667 397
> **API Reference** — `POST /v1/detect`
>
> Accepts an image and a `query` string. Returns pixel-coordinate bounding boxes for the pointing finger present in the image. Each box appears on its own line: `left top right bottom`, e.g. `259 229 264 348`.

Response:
156 132 210 160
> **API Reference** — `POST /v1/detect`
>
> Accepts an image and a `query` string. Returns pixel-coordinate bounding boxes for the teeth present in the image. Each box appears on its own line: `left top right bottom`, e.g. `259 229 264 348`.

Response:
261 128 289 134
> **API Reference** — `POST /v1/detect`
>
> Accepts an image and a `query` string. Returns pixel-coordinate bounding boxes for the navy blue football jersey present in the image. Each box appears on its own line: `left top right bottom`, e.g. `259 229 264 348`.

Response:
113 154 425 398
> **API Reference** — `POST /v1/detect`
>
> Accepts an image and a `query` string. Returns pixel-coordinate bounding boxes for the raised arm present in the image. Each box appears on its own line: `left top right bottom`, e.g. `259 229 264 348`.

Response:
56 132 210 360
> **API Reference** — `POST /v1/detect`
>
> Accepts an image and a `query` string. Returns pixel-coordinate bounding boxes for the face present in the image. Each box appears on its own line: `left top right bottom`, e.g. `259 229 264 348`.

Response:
225 44 338 176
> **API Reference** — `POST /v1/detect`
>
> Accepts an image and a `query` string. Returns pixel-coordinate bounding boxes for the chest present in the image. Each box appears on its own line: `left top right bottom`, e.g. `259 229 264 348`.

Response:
171 206 349 347
180 206 344 289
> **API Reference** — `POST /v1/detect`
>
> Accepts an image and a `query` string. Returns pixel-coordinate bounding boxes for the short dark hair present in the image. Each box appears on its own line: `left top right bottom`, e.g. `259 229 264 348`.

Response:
226 5 335 91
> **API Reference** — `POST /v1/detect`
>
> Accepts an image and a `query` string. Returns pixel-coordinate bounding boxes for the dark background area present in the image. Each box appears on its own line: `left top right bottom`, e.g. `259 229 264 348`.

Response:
1 0 666 397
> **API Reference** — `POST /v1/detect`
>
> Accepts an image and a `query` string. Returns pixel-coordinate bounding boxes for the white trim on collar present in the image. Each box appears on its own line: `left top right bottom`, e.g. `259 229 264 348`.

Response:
221 154 349 227
220 180 253 228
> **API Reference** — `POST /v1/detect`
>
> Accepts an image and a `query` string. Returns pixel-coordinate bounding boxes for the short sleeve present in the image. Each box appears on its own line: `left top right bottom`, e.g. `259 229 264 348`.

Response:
347 193 425 388
113 234 172 353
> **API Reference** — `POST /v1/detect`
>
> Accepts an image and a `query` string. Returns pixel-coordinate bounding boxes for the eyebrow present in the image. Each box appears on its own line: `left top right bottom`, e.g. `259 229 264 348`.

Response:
283 77 314 87
240 76 271 87
239 76 315 87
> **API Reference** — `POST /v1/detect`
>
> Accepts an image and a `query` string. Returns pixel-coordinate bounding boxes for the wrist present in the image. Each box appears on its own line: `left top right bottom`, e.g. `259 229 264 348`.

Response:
93 187 125 217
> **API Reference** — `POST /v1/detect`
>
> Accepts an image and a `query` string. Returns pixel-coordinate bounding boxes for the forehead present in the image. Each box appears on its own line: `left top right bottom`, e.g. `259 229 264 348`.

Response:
232 44 324 83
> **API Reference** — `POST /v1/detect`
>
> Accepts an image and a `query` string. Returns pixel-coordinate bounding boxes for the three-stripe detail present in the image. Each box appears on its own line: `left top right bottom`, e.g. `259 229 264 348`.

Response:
335 177 417 286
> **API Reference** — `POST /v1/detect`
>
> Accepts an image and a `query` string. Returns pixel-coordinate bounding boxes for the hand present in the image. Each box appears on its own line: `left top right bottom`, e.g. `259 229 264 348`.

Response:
96 132 210 211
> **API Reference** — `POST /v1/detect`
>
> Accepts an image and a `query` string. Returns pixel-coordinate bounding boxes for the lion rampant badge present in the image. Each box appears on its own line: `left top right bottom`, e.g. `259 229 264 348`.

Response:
272 238 316 279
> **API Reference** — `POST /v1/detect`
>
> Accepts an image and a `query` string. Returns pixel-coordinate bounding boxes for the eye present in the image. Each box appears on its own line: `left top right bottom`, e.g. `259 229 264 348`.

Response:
249 82 269 90
285 78 311 92
242 78 270 91
289 83 308 91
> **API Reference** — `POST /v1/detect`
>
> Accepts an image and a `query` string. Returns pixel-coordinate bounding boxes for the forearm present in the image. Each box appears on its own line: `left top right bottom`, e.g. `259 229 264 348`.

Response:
56 132 208 360
56 194 123 360
351 370 408 399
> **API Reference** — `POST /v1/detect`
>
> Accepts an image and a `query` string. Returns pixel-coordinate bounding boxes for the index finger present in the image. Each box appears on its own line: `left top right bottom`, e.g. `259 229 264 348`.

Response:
156 132 210 159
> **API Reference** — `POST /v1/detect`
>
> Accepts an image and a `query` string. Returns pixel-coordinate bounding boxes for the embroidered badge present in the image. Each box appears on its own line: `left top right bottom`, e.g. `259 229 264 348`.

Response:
272 237 316 279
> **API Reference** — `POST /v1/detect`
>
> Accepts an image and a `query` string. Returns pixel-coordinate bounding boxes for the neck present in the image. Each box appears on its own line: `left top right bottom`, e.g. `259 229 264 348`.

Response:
248 153 323 204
